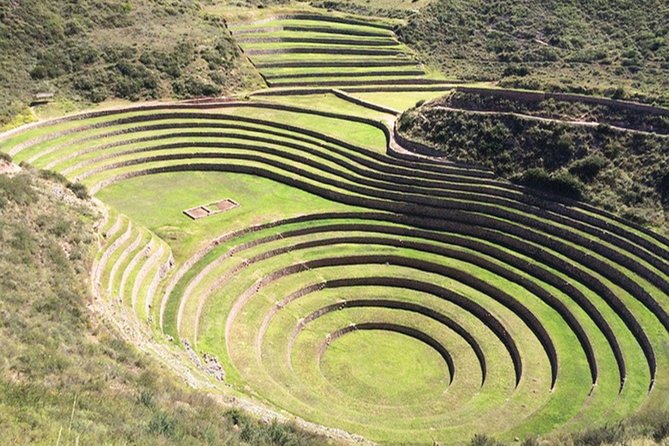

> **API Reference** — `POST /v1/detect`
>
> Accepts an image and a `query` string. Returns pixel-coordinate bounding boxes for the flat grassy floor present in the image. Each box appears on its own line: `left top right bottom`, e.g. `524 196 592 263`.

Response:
317 0 432 10
261 65 424 76
227 18 398 33
320 330 451 407
252 53 412 63
242 42 408 53
351 90 455 111
240 33 399 45
266 73 447 85
95 171 356 262
236 31 395 43
257 93 395 121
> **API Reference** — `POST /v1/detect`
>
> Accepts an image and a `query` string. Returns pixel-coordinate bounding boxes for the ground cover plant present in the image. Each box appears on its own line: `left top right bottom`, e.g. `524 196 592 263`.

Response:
2 3 669 446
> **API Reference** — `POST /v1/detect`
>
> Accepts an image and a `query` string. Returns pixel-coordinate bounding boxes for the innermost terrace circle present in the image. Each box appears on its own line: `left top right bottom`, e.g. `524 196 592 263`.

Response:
319 329 451 407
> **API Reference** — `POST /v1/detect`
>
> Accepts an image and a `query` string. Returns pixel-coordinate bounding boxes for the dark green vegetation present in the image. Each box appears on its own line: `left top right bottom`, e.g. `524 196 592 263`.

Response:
397 0 669 105
0 0 263 126
0 168 327 445
398 90 669 228
445 90 669 134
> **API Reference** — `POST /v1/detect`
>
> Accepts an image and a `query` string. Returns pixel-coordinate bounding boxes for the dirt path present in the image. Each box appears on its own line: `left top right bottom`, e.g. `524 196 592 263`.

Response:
432 105 669 137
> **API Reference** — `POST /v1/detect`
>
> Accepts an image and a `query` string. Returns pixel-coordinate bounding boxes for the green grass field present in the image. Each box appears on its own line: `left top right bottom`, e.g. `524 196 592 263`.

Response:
226 11 449 90
2 6 669 446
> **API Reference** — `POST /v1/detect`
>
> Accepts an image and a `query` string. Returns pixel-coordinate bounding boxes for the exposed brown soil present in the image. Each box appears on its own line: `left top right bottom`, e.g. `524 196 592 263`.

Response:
214 198 239 212
184 206 211 220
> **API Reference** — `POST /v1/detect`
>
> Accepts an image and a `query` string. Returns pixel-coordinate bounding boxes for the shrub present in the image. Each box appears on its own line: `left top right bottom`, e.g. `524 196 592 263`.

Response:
569 155 609 181
137 390 155 408
171 76 221 98
73 67 111 103
602 140 624 159
572 422 625 446
515 168 584 200
140 42 195 78
30 48 71 79
112 61 160 100
503 65 531 77
49 219 71 237
468 433 505 446
611 87 627 100
651 417 669 442
148 411 176 437
67 182 89 200
553 131 576 159
38 169 68 185
658 173 669 200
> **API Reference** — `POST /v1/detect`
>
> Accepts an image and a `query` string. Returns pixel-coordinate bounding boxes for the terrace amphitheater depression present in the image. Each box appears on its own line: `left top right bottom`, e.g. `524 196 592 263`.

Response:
2 1 669 445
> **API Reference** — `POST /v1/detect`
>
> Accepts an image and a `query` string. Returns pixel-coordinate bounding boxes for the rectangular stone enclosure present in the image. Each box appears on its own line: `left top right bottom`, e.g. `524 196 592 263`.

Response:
183 199 239 220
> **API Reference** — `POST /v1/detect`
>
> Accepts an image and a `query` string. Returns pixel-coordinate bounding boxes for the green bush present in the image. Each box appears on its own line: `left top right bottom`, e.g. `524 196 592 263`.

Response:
38 169 68 185
503 65 531 77
515 168 584 200
67 182 89 200
30 48 71 79
148 411 177 437
468 433 505 446
651 417 669 442
137 390 155 408
73 67 111 102
112 61 159 100
172 76 221 98
569 155 609 181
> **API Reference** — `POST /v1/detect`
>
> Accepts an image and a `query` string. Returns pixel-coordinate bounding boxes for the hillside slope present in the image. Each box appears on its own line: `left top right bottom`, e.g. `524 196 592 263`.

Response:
398 90 669 229
0 168 327 445
0 0 263 126
397 0 669 104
